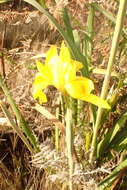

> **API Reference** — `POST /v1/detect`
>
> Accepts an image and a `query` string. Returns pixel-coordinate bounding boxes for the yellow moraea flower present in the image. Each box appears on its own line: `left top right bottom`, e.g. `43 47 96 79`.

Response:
65 77 110 108
33 42 110 109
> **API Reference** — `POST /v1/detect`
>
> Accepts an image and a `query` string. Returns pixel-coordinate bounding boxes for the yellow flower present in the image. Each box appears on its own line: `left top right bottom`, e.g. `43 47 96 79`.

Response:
33 42 110 109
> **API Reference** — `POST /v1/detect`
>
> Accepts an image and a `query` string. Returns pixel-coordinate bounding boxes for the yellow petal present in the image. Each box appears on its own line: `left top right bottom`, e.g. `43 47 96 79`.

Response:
46 56 63 90
81 94 111 109
47 56 76 93
36 60 45 73
64 63 76 83
60 42 83 71
36 61 52 81
70 59 83 71
65 76 94 99
33 73 50 89
46 45 58 66
33 73 50 103
60 41 71 63
33 88 47 104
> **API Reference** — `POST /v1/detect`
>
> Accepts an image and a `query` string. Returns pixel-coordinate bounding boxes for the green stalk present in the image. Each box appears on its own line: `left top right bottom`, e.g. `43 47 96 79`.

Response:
55 96 61 152
89 0 127 163
77 100 84 126
55 107 59 151
85 130 92 152
0 75 40 152
60 95 66 126
65 98 74 190
0 101 35 154
70 98 77 126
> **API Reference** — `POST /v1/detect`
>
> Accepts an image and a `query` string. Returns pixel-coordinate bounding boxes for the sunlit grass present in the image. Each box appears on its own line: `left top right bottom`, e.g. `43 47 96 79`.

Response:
0 0 127 189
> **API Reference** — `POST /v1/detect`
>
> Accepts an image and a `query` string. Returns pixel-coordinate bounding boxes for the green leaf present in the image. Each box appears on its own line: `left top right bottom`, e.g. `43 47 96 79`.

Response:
62 8 75 43
98 159 127 189
97 112 127 158
23 0 89 77
37 0 46 8
92 3 127 36
73 30 81 51
110 127 127 152
92 3 116 23
0 101 35 154
0 75 40 152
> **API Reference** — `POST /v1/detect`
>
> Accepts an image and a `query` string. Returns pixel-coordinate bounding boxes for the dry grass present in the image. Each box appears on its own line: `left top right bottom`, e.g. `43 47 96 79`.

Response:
1 0 127 190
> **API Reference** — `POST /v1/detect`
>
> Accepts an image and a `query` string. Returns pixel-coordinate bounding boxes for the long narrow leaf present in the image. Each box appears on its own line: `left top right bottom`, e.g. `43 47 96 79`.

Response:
73 30 81 51
23 0 89 76
97 112 127 158
110 127 127 152
92 3 116 23
37 0 46 8
62 8 75 43
0 75 40 152
98 159 127 189
0 101 35 154
92 3 127 36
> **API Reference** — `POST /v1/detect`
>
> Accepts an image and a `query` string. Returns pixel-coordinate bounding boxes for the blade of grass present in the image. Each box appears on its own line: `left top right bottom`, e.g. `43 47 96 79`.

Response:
85 3 95 65
92 3 127 36
110 127 127 153
37 0 46 8
23 0 89 77
92 3 116 23
0 101 35 154
97 111 127 158
62 8 75 43
98 159 127 190
89 0 127 163
73 29 81 51
0 75 40 152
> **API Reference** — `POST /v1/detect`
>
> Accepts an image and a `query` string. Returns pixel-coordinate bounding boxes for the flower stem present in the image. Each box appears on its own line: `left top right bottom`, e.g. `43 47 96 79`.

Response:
55 106 60 152
77 100 84 126
65 98 74 190
55 95 62 151
89 0 127 163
